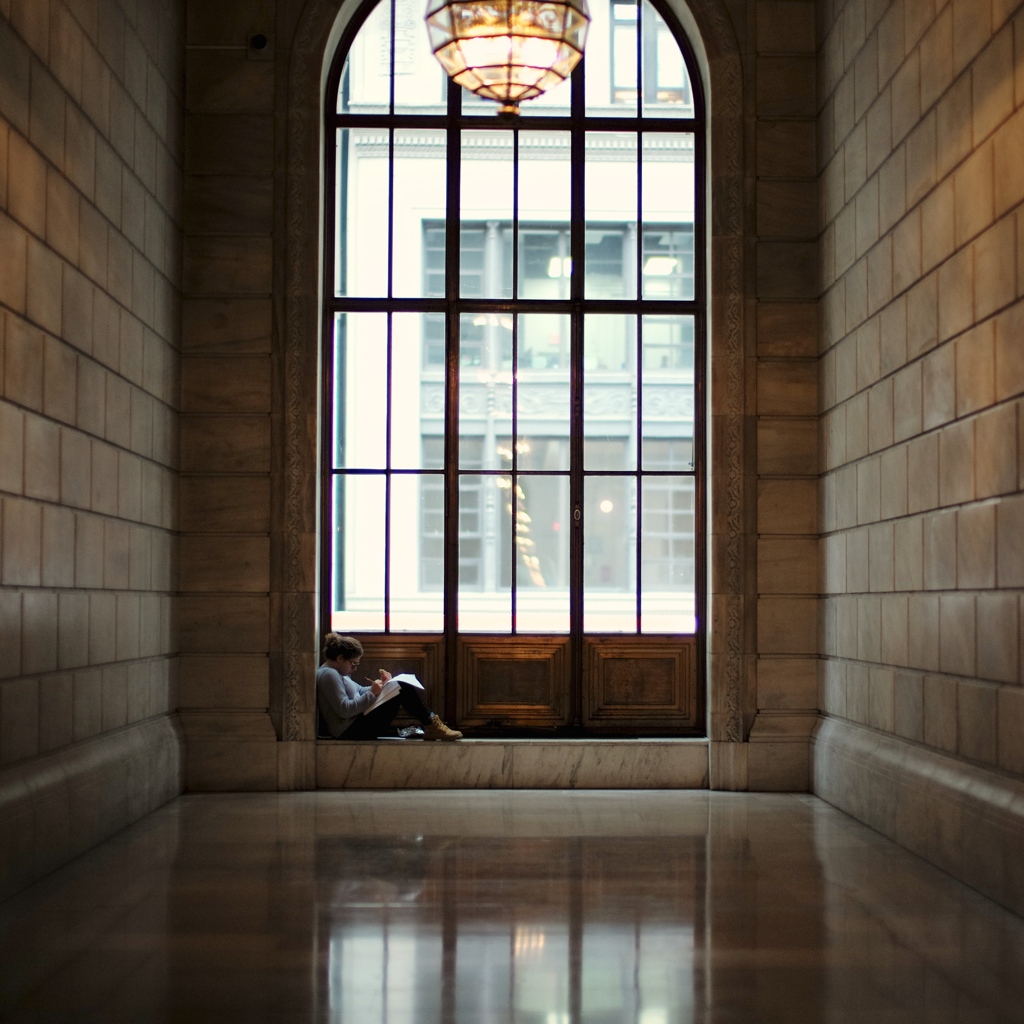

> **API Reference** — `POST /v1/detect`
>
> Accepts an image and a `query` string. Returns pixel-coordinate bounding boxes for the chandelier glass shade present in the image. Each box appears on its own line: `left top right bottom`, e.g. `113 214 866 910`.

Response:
425 0 591 114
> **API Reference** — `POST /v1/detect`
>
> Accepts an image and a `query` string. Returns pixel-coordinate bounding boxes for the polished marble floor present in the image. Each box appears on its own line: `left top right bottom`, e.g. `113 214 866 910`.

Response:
0 791 1022 1023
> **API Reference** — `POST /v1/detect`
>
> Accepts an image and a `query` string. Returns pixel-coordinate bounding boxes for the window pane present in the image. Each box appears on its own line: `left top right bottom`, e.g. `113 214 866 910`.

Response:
641 474 695 632
392 313 436 469
389 473 443 630
584 314 636 471
515 475 570 632
331 474 386 632
518 133 571 300
393 0 448 112
392 131 447 298
641 224 695 301
585 227 628 299
333 313 388 469
459 474 512 631
336 4 390 113
460 313 511 468
586 133 637 299
462 132 513 300
338 128 389 296
641 314 694 469
640 0 692 117
419 446 444 591
583 475 636 632
586 0 639 116
518 310 571 374
641 133 695 299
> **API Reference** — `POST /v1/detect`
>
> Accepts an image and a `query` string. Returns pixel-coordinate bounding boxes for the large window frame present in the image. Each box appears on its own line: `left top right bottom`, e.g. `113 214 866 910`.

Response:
320 0 706 730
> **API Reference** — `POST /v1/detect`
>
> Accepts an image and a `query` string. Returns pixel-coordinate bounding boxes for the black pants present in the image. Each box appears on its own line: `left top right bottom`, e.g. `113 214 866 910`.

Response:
340 682 433 740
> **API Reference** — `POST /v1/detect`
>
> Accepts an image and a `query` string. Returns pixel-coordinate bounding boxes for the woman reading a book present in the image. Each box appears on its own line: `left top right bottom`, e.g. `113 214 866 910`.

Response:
316 633 462 740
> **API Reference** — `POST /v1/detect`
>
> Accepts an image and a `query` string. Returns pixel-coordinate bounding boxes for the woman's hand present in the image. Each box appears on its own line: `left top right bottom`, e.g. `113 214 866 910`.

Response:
370 678 384 696
378 669 392 684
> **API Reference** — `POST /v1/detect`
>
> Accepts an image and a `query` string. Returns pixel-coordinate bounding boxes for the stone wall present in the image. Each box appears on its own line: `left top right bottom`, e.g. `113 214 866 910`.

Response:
176 0 283 790
814 0 1024 914
745 0 821 789
0 0 184 900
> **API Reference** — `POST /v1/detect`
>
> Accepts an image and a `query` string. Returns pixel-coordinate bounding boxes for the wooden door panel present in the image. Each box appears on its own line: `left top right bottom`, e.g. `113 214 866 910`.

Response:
583 635 698 732
457 636 571 730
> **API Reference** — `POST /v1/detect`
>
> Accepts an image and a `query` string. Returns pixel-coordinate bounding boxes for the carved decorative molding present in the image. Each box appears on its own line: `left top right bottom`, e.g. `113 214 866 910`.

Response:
281 0 748 747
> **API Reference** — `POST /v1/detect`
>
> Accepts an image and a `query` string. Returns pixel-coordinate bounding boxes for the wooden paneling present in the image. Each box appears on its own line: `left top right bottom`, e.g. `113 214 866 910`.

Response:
584 636 698 732
457 637 570 730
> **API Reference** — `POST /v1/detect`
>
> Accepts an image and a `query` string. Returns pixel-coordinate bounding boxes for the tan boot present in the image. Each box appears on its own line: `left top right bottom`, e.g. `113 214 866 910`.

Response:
423 713 462 741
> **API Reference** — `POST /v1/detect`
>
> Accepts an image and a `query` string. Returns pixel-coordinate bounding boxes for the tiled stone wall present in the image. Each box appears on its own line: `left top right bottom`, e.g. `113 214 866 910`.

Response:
815 0 1024 909
746 0 821 789
0 0 184 898
177 0 280 789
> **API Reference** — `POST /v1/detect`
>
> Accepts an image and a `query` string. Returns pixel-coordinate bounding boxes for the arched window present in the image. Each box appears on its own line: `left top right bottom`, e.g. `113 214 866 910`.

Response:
322 0 705 735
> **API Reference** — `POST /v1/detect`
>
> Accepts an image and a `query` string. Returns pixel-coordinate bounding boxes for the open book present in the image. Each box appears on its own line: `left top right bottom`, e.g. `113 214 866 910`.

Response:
362 673 424 714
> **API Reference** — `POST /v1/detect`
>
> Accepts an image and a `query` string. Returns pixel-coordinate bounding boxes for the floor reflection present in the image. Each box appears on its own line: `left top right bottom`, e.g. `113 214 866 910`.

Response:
321 836 702 1023
0 792 1021 1023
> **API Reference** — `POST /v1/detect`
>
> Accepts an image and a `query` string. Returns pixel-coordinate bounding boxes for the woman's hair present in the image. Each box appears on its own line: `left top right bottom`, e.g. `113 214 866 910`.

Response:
323 633 363 661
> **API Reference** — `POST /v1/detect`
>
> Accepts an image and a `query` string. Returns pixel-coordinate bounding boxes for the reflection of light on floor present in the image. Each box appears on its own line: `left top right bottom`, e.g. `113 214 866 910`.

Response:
513 926 546 956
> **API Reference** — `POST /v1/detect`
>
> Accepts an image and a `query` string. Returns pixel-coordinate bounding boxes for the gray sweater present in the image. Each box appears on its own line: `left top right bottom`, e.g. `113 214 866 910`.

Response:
316 665 375 737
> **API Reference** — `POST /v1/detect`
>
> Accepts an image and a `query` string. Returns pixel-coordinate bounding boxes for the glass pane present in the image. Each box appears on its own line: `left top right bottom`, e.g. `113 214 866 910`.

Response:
640 0 694 117
419 451 445 591
641 474 695 632
338 128 389 297
391 313 436 470
331 474 386 632
586 133 637 299
518 132 571 300
641 314 694 468
509 436 569 473
393 0 449 112
460 313 511 468
389 473 443 630
333 313 387 469
584 314 635 470
393 131 447 298
515 475 570 632
641 133 695 300
583 0 637 116
336 3 391 113
462 132 513 299
518 310 571 374
459 474 512 631
641 314 694 374
583 475 636 632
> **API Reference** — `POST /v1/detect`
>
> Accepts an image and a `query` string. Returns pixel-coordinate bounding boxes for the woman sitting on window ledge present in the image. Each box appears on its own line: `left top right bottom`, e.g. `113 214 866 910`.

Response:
316 633 462 741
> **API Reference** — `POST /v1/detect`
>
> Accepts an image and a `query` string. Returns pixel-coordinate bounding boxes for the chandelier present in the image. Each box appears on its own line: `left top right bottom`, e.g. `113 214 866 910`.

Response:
425 0 591 115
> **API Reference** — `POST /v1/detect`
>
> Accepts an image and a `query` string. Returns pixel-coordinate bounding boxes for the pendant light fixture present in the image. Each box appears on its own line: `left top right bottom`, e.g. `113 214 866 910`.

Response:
425 0 591 115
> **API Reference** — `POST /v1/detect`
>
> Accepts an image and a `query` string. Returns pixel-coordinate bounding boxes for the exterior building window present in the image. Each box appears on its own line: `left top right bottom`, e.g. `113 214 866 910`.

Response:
610 0 692 110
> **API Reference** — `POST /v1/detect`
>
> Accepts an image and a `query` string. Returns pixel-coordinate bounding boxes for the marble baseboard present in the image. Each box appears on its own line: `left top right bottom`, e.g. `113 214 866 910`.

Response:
0 714 184 903
811 716 1024 918
316 739 710 789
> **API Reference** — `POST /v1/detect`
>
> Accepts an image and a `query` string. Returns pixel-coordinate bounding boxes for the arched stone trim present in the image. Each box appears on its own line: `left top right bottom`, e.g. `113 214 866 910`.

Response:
278 0 749 751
